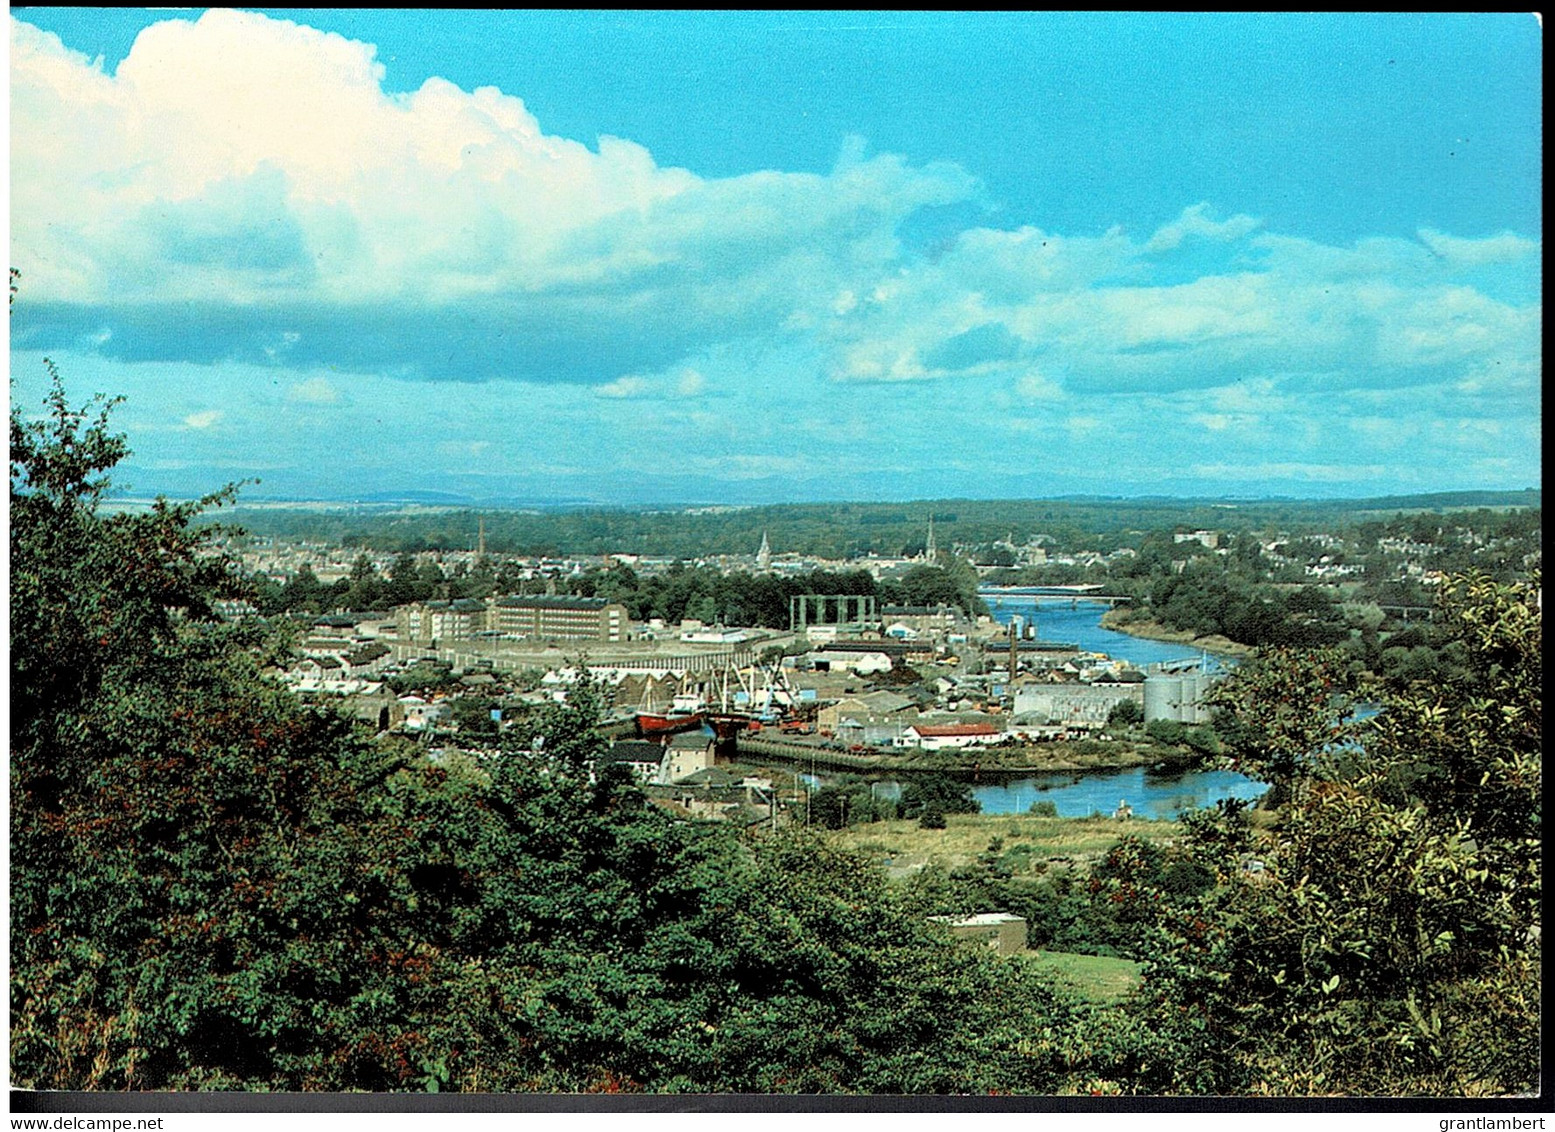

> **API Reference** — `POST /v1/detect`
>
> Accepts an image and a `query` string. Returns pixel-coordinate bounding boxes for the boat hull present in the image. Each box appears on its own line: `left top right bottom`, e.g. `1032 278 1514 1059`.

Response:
705 711 759 741
636 711 704 736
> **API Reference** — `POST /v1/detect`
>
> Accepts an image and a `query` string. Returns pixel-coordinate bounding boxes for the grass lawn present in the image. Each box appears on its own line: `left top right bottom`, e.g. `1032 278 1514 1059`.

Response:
819 812 1179 878
1023 950 1144 1004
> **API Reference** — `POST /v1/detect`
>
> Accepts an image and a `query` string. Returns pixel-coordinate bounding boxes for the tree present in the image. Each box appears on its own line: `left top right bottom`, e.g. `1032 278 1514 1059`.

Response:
1125 572 1541 1095
897 775 981 821
1203 646 1362 802
449 694 499 738
1107 699 1144 728
10 367 1207 1095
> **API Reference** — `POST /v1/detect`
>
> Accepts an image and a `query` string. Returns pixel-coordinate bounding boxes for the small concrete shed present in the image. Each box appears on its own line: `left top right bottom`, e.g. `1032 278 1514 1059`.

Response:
929 912 1029 955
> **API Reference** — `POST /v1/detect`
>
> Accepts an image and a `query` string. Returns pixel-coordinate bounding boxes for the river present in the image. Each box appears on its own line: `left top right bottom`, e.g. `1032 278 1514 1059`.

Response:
966 593 1264 816
796 595 1270 818
847 766 1268 819
981 591 1209 667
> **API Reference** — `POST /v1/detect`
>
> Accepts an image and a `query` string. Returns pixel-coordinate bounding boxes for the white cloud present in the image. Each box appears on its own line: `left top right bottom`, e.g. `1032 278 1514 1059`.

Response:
10 9 973 377
1144 203 1261 253
824 219 1538 403
7 11 1539 503
1014 371 1063 400
595 376 651 399
287 377 339 404
1418 228 1539 267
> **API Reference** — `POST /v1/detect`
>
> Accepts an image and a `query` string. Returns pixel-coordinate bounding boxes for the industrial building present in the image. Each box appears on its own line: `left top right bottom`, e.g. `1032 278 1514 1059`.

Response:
1142 660 1225 724
395 594 628 645
1012 681 1143 730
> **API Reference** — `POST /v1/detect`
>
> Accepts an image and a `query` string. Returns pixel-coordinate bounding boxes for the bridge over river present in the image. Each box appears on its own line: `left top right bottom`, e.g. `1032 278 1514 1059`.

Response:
981 585 1133 608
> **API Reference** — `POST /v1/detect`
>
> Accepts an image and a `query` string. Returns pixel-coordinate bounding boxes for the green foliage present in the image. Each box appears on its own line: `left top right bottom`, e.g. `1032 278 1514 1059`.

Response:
14 368 1537 1096
808 782 893 829
1124 573 1541 1096
897 774 981 821
13 371 1115 1094
448 694 499 738
386 661 462 697
220 491 1540 562
1106 699 1143 728
1205 647 1363 797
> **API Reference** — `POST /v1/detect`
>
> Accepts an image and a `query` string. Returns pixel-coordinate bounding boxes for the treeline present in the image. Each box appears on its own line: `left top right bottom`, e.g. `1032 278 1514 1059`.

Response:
255 554 986 625
214 489 1540 561
572 560 985 625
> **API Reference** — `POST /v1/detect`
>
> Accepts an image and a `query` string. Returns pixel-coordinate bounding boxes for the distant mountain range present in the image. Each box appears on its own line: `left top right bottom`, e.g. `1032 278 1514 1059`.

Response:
126 486 1541 515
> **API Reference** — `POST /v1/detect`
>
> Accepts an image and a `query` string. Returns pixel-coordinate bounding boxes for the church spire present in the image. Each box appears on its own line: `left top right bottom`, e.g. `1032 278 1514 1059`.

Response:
757 530 772 573
925 515 937 563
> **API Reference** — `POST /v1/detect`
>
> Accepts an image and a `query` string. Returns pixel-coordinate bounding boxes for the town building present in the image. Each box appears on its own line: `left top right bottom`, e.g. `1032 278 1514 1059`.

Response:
394 594 628 644
489 595 627 641
1142 660 1225 724
1012 681 1143 730
899 722 1004 750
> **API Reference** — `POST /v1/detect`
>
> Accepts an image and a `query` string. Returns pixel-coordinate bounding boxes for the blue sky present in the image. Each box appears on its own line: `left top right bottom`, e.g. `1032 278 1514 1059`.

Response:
8 10 1543 504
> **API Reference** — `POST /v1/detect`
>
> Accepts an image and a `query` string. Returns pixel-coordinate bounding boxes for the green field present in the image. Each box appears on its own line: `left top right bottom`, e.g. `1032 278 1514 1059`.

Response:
821 811 1178 877
1023 950 1144 1003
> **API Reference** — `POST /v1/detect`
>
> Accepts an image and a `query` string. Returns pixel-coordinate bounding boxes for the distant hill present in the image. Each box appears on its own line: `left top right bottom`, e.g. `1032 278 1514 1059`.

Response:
211 490 1540 559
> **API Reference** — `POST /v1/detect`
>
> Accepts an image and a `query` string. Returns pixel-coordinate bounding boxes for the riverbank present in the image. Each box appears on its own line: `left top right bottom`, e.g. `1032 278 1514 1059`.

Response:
1098 608 1256 660
737 734 1182 778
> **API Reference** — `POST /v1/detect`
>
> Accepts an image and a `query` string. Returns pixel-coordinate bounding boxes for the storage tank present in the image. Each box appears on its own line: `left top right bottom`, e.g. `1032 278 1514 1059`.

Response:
1181 672 1212 723
1143 673 1184 722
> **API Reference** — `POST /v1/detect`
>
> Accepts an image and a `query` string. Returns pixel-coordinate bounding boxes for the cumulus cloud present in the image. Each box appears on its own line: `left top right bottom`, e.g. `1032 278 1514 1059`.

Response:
7 11 1539 502
1417 228 1539 268
10 10 974 383
675 369 708 397
824 215 1539 403
1144 203 1262 253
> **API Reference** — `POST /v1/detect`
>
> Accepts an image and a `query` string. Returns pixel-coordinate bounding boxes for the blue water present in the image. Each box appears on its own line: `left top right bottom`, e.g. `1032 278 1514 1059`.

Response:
982 593 1209 668
970 766 1266 819
826 768 1264 819
977 594 1262 815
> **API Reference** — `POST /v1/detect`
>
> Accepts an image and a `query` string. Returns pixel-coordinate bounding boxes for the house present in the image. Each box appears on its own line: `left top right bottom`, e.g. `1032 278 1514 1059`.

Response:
900 722 1004 750
600 740 668 784
662 732 717 783
344 693 403 733
398 695 450 732
647 769 781 826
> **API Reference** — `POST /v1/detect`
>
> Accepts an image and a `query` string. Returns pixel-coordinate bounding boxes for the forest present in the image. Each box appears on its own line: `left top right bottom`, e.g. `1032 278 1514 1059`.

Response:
10 374 1541 1096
